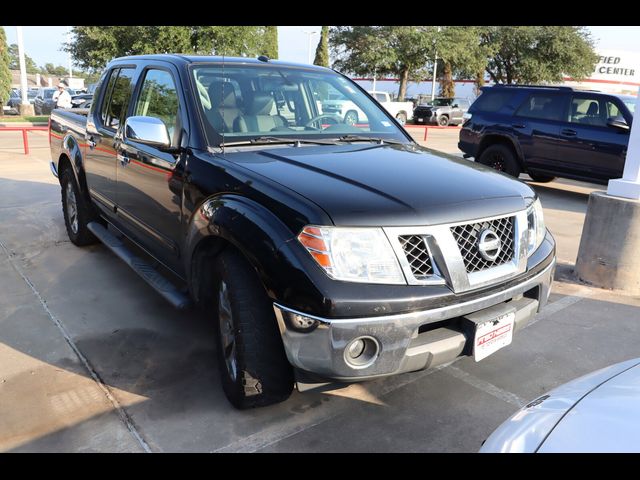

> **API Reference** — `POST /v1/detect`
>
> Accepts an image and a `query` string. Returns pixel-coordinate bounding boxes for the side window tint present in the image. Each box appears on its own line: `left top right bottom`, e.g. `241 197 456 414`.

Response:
105 68 135 130
516 94 564 121
569 97 606 127
100 69 119 126
470 91 514 113
606 101 621 119
134 69 180 140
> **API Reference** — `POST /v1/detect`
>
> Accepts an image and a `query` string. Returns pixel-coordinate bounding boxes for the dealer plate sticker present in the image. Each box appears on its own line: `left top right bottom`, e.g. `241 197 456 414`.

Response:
473 312 515 362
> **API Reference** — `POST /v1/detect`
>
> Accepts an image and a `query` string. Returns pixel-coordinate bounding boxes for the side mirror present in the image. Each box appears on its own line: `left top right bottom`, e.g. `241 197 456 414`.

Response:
607 117 630 131
124 116 171 148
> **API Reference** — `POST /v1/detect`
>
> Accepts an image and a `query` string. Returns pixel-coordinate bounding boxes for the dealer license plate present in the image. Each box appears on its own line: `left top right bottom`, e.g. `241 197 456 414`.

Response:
473 312 515 362
417 118 424 122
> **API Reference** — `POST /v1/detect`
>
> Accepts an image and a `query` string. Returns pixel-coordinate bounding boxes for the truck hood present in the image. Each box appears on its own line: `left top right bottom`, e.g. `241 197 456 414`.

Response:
226 143 534 226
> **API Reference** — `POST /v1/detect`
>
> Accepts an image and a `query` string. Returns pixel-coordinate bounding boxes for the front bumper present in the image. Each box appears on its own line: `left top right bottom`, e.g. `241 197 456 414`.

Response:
274 255 555 382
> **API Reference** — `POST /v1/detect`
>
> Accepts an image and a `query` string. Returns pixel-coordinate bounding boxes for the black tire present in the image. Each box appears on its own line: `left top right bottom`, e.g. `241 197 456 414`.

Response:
396 112 407 123
212 248 293 409
344 110 358 125
437 115 449 126
60 168 99 246
477 144 522 178
528 172 556 183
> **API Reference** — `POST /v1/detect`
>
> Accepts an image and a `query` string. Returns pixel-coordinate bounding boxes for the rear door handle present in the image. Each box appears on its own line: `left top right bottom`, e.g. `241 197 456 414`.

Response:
117 152 130 167
561 128 577 137
512 123 526 129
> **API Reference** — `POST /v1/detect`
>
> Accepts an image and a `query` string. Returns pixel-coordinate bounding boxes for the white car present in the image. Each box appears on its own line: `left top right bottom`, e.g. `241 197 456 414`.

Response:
480 357 640 452
321 94 367 125
368 91 414 123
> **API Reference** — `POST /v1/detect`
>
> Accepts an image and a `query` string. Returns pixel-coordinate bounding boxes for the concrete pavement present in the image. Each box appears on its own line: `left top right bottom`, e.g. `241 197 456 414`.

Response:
0 130 638 452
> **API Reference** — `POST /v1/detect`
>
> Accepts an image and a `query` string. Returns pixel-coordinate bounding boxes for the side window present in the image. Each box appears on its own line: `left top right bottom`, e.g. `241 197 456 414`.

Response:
606 100 621 119
516 94 564 121
105 68 135 130
134 69 180 139
100 69 119 126
470 91 514 113
569 97 607 127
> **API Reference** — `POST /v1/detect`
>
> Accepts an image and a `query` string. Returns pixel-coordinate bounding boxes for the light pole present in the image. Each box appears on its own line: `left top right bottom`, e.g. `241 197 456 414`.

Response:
67 29 73 80
431 26 441 101
303 30 318 64
15 26 34 116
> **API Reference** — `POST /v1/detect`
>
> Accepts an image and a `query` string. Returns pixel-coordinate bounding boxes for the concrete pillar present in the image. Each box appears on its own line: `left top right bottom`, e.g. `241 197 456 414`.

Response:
575 88 640 293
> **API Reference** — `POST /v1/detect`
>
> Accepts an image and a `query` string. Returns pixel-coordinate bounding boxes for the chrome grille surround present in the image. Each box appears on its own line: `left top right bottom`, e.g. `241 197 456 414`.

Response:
384 210 529 293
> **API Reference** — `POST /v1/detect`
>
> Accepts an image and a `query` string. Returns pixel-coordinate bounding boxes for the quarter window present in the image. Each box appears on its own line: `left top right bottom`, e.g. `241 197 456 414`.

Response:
134 69 180 140
105 68 135 130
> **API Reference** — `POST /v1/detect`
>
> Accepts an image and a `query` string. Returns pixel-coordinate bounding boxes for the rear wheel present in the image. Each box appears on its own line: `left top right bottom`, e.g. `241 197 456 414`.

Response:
477 144 522 178
344 110 358 126
60 169 98 246
528 172 556 183
212 249 293 409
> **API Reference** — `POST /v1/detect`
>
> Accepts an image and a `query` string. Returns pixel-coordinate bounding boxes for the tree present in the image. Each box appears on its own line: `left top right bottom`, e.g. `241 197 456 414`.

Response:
8 44 39 74
481 26 598 84
262 26 278 59
330 26 437 101
66 26 277 71
314 26 329 67
0 28 11 114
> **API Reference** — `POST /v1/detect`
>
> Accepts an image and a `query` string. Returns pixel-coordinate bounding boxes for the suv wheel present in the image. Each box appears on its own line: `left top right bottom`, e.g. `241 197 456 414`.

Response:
437 115 449 126
344 110 358 125
477 144 522 178
212 249 293 409
60 169 99 246
528 172 556 183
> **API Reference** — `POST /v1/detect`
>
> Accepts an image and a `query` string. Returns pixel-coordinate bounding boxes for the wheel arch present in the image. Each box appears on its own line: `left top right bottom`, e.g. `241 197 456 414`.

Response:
477 134 524 167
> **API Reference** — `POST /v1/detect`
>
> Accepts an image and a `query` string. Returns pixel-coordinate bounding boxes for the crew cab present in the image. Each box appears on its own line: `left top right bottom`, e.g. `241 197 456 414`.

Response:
368 91 414 124
49 55 555 409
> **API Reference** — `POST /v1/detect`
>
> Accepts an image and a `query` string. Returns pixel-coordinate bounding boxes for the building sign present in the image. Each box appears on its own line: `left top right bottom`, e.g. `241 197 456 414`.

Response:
565 49 640 96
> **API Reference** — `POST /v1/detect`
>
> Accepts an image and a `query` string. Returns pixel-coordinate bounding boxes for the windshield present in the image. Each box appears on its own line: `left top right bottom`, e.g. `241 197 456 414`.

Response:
431 98 453 107
190 64 410 146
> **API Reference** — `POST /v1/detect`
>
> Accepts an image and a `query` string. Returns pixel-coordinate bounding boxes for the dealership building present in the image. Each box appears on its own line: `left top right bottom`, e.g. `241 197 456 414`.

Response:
353 49 640 100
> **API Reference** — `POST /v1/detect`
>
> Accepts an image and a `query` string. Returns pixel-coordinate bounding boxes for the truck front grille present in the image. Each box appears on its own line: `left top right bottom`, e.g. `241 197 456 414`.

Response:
451 216 515 273
399 235 433 278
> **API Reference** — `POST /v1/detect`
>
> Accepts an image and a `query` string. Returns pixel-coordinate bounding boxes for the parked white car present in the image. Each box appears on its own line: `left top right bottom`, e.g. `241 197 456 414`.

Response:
368 91 414 123
321 94 367 125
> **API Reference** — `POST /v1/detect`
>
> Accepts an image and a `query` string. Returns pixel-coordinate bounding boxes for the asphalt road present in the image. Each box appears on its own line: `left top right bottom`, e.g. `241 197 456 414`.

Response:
1 130 639 452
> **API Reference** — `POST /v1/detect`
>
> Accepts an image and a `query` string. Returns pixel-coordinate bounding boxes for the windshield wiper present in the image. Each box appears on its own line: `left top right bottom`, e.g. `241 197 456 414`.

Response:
334 135 404 145
221 136 338 147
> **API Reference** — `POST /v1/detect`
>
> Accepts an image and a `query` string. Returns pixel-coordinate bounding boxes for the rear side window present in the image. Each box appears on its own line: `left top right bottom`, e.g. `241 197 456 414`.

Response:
100 69 119 126
104 68 135 130
470 90 515 113
134 69 180 140
516 94 565 121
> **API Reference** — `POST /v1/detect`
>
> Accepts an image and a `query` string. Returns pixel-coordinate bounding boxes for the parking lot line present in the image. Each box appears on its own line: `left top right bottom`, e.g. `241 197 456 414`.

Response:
525 293 590 329
444 366 526 407
0 239 152 453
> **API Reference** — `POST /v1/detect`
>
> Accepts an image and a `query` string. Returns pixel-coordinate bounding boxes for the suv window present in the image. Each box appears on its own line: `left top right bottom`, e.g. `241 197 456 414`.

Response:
569 96 622 127
516 94 564 121
104 68 135 130
470 90 514 113
134 69 180 140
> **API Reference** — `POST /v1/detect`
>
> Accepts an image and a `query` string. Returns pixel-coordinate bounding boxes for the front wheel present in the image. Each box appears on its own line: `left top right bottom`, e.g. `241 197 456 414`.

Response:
477 144 522 178
60 169 98 246
437 115 449 126
396 112 407 124
212 249 293 409
344 110 358 126
528 172 556 183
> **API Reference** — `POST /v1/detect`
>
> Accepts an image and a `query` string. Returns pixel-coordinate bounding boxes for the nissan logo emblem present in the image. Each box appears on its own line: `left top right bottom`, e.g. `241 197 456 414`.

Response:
477 229 501 261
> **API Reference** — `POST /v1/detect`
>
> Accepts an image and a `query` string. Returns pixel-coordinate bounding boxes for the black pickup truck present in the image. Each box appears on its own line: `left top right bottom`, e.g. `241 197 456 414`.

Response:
49 54 555 409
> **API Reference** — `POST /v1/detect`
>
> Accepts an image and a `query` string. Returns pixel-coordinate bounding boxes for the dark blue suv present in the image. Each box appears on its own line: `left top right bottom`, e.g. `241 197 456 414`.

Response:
458 85 636 184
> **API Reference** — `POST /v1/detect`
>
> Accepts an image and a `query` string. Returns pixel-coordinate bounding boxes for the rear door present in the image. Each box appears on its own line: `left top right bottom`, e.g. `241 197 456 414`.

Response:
511 92 569 171
84 67 136 215
555 93 630 181
115 64 187 272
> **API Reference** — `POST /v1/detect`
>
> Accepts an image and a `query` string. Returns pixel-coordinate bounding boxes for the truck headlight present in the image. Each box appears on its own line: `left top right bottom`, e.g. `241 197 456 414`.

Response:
298 226 405 284
527 198 545 256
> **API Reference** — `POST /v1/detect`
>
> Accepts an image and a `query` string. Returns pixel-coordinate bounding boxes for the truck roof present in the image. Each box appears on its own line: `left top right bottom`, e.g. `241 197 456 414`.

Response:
110 53 332 72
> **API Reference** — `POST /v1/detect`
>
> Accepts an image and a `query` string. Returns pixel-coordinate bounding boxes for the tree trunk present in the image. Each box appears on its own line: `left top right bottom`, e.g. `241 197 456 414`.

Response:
439 62 454 98
397 68 409 101
474 70 485 96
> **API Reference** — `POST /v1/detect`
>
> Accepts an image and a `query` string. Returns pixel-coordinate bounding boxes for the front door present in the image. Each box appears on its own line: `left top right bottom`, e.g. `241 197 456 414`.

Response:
555 94 630 181
116 66 186 274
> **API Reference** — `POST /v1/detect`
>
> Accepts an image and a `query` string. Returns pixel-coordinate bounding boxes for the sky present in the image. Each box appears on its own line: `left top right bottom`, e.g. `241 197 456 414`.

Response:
3 25 640 70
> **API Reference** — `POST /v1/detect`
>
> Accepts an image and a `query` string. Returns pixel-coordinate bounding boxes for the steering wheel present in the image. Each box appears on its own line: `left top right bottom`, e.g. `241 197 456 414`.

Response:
304 114 343 129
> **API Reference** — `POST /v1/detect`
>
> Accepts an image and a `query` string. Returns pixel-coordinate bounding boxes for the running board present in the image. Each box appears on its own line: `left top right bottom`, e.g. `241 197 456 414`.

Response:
87 222 192 310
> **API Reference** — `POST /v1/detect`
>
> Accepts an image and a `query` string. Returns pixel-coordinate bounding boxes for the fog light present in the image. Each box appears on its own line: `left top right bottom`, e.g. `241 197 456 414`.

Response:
344 336 380 368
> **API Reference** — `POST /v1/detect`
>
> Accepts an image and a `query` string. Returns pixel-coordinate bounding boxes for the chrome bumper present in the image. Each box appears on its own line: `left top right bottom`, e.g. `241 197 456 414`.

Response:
274 257 555 381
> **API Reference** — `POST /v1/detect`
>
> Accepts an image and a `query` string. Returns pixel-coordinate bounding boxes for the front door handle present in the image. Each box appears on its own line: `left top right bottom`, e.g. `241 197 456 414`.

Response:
87 136 97 149
512 123 526 129
561 128 577 137
117 152 130 167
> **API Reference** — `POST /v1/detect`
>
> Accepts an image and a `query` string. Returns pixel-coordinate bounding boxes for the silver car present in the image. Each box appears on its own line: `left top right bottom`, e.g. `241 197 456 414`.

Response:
480 358 640 452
